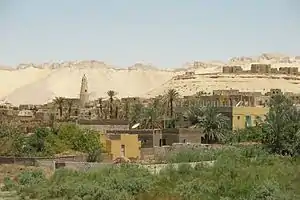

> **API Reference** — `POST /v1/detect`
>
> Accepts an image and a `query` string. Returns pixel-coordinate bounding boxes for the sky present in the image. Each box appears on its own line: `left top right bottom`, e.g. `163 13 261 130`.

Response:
0 0 300 68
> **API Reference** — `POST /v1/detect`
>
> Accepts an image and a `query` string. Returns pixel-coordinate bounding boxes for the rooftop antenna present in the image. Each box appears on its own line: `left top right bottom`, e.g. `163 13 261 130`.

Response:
131 123 140 129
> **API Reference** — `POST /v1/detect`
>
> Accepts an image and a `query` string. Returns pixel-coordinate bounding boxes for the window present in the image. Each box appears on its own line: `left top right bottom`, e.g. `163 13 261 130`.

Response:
159 139 167 146
237 116 240 120
245 115 252 127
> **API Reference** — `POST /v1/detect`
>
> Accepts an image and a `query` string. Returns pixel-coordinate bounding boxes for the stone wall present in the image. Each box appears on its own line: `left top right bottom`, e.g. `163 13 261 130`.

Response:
153 143 221 158
79 124 129 132
38 160 215 175
0 155 87 165
140 148 154 160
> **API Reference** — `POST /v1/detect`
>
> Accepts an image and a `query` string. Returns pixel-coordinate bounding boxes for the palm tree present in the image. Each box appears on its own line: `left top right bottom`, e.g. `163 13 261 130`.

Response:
164 89 179 118
261 94 299 155
184 105 205 127
198 106 229 144
65 99 74 119
140 102 163 129
115 104 119 119
53 97 65 118
129 102 144 127
98 98 103 116
123 99 130 120
96 98 103 119
107 90 117 119
186 106 229 144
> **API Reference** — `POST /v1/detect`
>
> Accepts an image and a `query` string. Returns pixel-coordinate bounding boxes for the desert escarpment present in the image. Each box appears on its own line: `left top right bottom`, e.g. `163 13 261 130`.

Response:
1 53 300 105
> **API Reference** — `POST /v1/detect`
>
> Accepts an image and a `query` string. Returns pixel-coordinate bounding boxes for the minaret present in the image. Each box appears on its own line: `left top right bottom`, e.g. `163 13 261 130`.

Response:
79 74 89 107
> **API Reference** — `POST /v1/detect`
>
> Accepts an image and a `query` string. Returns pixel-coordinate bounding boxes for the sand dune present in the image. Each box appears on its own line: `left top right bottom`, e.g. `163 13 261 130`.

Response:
2 67 176 105
2 53 300 105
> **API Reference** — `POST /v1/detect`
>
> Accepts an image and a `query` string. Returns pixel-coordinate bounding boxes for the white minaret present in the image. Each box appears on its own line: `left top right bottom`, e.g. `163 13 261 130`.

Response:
79 74 89 107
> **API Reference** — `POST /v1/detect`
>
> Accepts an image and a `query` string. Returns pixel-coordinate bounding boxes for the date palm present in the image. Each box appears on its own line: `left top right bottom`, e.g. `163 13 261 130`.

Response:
164 89 179 118
107 90 117 119
198 106 229 143
97 98 103 119
53 97 65 118
65 99 74 119
186 106 229 144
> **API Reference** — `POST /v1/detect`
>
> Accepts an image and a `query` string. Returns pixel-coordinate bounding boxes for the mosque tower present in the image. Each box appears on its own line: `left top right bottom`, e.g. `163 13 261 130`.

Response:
79 74 89 107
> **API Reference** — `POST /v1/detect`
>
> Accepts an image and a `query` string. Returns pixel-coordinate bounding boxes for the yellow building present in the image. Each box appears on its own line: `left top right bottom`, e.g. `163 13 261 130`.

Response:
100 134 141 160
231 107 269 130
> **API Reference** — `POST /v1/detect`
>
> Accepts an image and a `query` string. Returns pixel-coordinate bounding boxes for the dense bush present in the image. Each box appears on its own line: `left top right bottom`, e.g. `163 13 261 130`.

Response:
4 146 300 200
0 123 102 161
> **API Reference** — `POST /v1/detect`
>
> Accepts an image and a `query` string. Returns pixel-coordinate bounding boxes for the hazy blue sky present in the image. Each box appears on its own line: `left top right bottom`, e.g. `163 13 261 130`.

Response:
1 0 299 67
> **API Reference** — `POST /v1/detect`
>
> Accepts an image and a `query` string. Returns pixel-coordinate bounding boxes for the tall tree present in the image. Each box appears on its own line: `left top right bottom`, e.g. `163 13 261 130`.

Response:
65 99 74 119
129 102 144 127
164 89 179 118
261 94 300 156
187 106 229 144
140 102 163 129
53 97 65 118
107 90 117 119
98 98 103 117
96 98 103 119
123 99 130 120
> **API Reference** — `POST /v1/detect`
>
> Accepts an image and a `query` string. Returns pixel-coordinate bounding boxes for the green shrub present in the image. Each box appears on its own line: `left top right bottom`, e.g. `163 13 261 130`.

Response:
6 146 300 200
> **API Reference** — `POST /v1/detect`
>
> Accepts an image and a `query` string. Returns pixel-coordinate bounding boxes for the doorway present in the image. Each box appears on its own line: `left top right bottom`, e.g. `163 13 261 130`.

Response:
121 144 125 157
159 139 167 146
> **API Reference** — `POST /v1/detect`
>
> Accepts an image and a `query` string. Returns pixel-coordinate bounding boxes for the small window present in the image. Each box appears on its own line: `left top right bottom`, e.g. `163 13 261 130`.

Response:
183 139 186 143
237 116 240 120
245 115 252 127
85 89 87 92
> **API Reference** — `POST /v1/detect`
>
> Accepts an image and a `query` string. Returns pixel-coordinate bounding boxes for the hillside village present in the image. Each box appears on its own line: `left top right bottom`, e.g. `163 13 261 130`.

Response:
1 58 300 199
1 60 300 162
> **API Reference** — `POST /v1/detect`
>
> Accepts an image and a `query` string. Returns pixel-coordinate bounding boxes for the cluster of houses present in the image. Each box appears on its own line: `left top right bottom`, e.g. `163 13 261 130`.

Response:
0 74 299 161
223 63 299 75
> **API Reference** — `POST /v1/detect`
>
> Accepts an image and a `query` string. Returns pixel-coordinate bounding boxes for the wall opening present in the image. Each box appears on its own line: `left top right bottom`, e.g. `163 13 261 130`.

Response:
159 139 166 146
121 144 125 157
245 115 252 127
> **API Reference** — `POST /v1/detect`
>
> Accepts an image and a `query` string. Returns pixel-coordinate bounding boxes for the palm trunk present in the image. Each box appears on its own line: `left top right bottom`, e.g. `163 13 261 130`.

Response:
170 99 173 118
59 106 63 118
68 107 72 118
109 98 113 119
115 105 118 119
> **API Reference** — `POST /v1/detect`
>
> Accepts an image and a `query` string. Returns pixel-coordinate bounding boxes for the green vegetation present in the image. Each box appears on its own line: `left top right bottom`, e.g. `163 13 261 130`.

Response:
3 146 300 200
0 123 102 161
3 90 300 199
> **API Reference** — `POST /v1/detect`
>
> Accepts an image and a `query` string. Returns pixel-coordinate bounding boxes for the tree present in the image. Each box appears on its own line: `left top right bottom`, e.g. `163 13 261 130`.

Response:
184 104 205 127
140 106 162 129
187 106 229 144
129 102 144 127
123 99 130 120
107 90 117 119
164 89 179 118
53 97 65 118
97 98 103 119
260 94 300 156
65 99 74 119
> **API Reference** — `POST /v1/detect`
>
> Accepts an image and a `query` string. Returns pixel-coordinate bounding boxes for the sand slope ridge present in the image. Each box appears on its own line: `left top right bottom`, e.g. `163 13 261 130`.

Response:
3 66 177 105
2 53 300 105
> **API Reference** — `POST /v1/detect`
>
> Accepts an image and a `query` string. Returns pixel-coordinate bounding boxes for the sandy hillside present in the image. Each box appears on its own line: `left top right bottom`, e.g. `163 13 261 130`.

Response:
1 62 179 105
1 53 300 105
145 74 300 98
